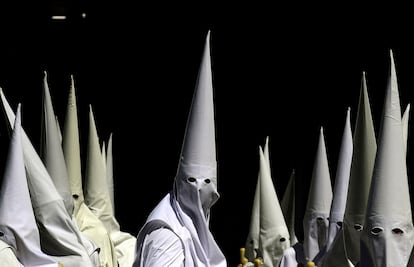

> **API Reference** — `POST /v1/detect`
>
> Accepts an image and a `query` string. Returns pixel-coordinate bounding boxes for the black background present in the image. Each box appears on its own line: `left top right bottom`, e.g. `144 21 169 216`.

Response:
1 2 414 266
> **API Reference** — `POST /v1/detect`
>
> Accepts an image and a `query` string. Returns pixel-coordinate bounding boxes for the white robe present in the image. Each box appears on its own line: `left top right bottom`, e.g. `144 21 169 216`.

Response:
133 193 226 267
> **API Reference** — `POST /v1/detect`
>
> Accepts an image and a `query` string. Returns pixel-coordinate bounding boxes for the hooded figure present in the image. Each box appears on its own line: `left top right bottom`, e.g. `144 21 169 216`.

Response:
303 127 333 261
103 133 137 267
39 72 100 266
133 31 227 267
85 106 137 267
0 103 58 267
244 138 267 262
0 89 95 267
314 108 353 266
360 50 414 267
257 143 291 267
62 75 118 267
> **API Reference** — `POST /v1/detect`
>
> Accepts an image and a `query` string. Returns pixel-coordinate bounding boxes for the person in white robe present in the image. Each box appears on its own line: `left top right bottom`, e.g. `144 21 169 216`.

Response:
132 30 227 267
0 104 58 267
359 50 414 266
63 74 118 267
302 127 332 261
40 72 100 266
0 89 95 267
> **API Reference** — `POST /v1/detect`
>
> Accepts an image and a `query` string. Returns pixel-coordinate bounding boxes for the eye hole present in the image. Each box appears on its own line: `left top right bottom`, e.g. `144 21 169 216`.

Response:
371 227 383 235
280 237 286 242
392 228 404 235
249 240 253 244
354 224 363 231
187 177 196 183
0 232 3 237
204 179 211 184
73 194 79 199
317 217 324 221
336 221 343 227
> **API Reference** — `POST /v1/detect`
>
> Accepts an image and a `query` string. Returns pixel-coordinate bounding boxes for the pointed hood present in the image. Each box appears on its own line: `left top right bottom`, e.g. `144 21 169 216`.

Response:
402 103 410 155
0 89 94 267
62 75 84 207
106 133 115 211
171 31 225 265
360 50 414 266
326 107 353 251
84 105 118 232
342 71 377 265
281 169 298 246
258 146 290 267
245 146 262 261
303 127 332 260
40 71 74 216
0 104 57 267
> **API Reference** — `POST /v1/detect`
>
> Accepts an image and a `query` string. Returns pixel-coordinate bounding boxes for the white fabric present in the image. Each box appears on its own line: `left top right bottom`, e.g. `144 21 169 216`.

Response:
245 144 263 261
134 194 226 267
281 169 298 246
278 243 306 267
0 240 22 267
325 108 353 252
85 106 137 267
0 90 94 267
402 103 410 156
106 133 115 211
303 127 332 260
341 72 377 266
40 71 74 216
140 228 184 266
360 50 414 267
258 146 290 267
0 104 58 267
63 75 84 206
62 75 118 267
134 31 226 267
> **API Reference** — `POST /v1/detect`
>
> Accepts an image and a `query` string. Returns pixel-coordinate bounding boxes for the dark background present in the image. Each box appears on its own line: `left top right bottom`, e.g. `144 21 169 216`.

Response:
1 2 414 266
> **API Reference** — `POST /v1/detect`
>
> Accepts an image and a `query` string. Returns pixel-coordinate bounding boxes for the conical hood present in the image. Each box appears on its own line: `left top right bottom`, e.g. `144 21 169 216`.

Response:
178 32 216 172
342 71 377 265
245 147 262 261
40 71 74 216
85 106 118 232
0 104 58 267
258 146 290 267
360 50 414 266
303 127 332 260
402 103 410 156
62 75 84 206
326 107 353 251
106 133 115 212
0 89 94 267
172 31 225 265
281 169 298 246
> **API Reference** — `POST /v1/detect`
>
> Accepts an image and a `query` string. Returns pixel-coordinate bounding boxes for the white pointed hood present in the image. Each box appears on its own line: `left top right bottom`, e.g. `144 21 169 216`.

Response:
172 30 225 265
341 71 377 265
62 75 84 208
106 133 115 212
303 127 332 260
281 169 298 246
326 107 353 251
0 104 58 267
0 89 94 267
258 145 290 267
84 106 118 232
402 103 410 155
360 50 414 267
40 71 74 216
245 146 262 262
